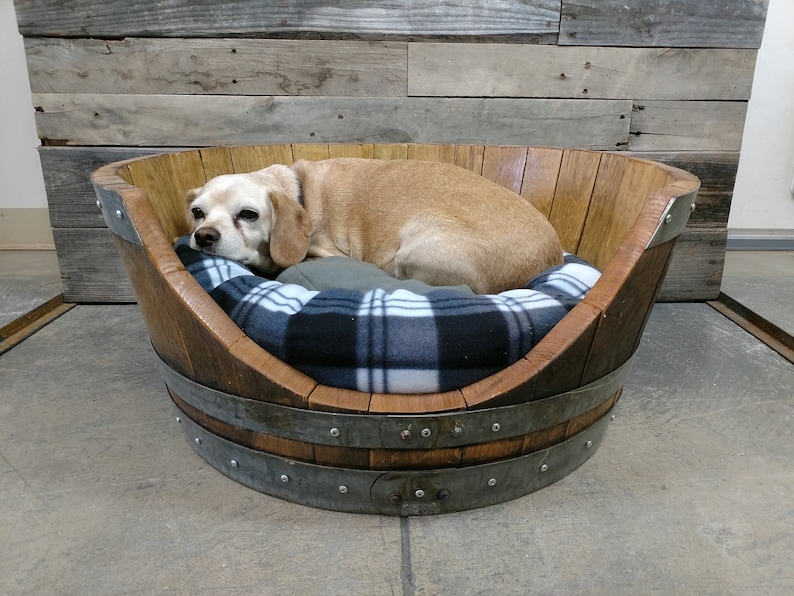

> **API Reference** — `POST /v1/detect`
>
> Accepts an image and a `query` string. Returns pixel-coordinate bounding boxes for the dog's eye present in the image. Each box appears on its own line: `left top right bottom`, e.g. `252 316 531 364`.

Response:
238 209 258 221
191 207 205 220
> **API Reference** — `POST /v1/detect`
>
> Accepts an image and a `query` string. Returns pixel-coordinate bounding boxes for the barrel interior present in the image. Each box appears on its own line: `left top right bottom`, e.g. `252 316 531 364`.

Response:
93 143 699 514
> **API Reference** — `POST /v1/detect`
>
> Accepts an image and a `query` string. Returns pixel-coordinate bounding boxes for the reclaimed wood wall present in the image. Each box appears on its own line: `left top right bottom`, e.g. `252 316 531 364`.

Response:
14 0 768 302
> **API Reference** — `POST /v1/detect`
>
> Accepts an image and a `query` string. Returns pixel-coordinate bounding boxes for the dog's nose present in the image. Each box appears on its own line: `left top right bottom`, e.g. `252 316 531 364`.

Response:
194 227 220 247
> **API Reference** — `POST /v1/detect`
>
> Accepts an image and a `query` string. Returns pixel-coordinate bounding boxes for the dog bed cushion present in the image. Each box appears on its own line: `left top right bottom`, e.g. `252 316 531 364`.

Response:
175 237 601 393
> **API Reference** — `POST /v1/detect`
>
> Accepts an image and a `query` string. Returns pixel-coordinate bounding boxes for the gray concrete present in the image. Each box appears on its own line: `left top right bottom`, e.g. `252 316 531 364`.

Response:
0 250 62 329
722 250 794 337
1 303 793 594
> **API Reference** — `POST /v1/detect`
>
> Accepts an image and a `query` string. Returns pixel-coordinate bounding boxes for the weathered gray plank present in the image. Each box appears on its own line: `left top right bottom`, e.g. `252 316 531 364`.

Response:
658 228 727 302
628 101 748 152
560 0 768 48
14 0 560 38
52 228 135 303
32 94 632 149
41 147 176 228
409 45 756 100
25 38 407 97
625 151 739 228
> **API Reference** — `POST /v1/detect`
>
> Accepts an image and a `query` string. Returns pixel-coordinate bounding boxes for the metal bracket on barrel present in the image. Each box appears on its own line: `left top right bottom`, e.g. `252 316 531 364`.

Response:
174 406 614 516
156 351 632 450
92 181 143 245
647 189 698 249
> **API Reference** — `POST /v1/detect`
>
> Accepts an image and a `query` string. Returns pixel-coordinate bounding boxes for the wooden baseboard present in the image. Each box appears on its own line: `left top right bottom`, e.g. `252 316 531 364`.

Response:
0 294 75 355
708 293 794 364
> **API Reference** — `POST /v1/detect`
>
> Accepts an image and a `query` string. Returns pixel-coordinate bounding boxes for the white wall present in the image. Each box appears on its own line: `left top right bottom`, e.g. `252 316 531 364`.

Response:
0 0 52 248
728 0 794 243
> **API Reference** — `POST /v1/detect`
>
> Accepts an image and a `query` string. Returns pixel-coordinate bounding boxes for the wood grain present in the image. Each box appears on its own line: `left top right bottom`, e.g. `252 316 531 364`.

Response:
480 146 527 193
559 0 768 48
657 228 727 302
578 158 670 269
409 44 756 100
40 146 172 228
125 151 204 240
14 0 562 38
548 149 602 253
25 37 407 97
519 147 564 218
51 228 135 302
32 94 632 149
625 151 739 228
628 101 748 152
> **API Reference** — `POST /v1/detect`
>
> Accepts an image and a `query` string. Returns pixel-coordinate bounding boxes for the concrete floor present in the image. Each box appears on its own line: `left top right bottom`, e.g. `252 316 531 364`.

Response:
1 299 793 594
0 250 61 330
722 251 794 337
2 249 793 593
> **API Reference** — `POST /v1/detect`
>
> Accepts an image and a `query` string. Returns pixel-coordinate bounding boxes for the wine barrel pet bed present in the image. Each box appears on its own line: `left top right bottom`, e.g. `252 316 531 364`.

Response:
92 144 699 516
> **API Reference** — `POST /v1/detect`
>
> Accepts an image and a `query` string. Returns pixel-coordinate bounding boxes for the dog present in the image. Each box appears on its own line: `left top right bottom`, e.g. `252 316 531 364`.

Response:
185 158 563 294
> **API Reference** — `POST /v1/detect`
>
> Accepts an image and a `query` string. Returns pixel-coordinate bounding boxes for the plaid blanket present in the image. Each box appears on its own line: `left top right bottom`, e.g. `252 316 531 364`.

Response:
175 238 600 394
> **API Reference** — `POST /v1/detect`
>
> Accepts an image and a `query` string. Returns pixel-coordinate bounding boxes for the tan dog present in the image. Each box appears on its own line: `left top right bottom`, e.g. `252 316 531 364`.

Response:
185 158 563 294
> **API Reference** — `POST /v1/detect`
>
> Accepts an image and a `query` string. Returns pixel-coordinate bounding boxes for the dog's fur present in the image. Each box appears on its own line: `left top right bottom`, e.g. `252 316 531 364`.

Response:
185 158 563 294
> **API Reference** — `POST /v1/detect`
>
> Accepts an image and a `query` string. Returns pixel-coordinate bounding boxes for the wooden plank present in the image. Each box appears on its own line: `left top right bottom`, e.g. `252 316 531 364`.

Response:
519 147 564 218
125 151 206 241
522 421 568 454
198 147 234 179
308 385 371 413
559 0 768 48
461 437 524 466
292 143 329 161
229 145 294 173
32 94 632 150
453 145 485 174
624 151 738 228
313 445 371 470
526 303 600 400
40 146 173 228
328 144 375 158
461 357 539 410
373 144 409 160
407 144 456 163
480 146 527 193
657 228 727 302
564 394 617 439
369 447 462 471
0 299 75 356
578 157 670 269
409 44 756 100
582 239 675 384
628 101 748 152
368 391 467 415
547 149 602 253
52 228 135 302
292 144 331 162
24 38 407 97
15 0 561 38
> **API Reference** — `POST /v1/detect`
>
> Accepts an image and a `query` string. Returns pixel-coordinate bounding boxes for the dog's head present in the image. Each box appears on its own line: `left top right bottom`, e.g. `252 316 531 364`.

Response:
185 165 312 274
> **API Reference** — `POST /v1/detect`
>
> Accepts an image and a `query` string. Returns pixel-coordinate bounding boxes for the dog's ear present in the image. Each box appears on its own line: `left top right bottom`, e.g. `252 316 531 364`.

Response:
268 190 312 268
185 187 201 205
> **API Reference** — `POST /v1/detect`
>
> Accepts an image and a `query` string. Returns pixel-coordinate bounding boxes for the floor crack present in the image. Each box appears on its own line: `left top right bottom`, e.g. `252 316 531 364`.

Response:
401 516 416 596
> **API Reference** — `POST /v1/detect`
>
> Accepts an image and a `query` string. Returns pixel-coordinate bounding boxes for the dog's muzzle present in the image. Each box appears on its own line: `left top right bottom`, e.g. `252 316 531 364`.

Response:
194 227 220 248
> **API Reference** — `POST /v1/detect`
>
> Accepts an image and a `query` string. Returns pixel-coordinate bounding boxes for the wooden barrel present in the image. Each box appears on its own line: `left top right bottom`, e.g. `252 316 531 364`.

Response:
92 143 699 514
